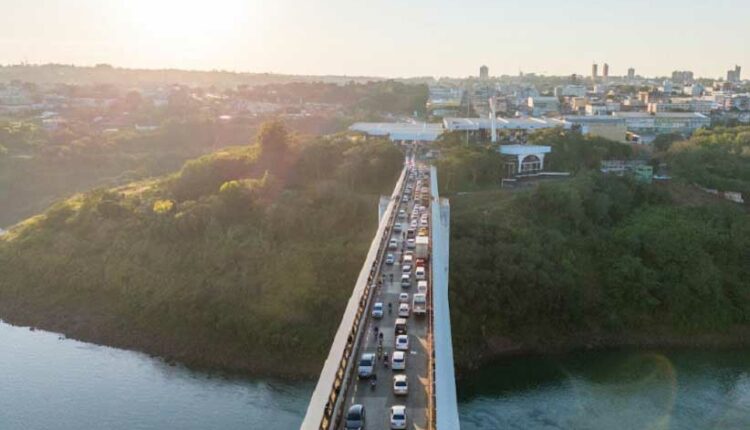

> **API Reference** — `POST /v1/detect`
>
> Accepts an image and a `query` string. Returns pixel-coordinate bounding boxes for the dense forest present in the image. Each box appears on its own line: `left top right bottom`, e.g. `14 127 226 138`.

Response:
440 128 750 369
0 122 403 376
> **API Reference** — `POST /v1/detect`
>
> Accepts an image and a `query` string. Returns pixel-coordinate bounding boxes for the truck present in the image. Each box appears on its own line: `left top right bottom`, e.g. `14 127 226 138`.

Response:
412 293 427 316
415 236 429 259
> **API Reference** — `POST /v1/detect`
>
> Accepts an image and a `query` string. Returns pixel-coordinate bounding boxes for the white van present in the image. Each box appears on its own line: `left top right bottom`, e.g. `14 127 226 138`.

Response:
415 266 426 280
413 293 427 315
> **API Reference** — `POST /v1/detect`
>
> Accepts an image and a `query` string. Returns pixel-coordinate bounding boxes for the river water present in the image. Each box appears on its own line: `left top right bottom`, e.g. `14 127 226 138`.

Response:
0 321 312 429
2 319 749 429
458 349 750 430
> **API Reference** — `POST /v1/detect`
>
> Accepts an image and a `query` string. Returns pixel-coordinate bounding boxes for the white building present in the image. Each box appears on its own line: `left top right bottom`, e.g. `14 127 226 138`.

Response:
499 145 552 174
527 96 560 116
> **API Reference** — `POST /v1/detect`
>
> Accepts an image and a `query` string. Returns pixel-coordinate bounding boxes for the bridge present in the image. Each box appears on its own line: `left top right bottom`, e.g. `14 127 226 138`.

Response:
301 154 460 430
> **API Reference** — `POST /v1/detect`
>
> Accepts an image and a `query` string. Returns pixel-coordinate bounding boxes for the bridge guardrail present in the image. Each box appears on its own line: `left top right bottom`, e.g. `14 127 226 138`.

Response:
301 162 409 430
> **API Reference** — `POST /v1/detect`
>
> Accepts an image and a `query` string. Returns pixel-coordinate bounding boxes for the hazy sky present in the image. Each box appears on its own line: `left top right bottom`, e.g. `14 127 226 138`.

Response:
1 0 748 78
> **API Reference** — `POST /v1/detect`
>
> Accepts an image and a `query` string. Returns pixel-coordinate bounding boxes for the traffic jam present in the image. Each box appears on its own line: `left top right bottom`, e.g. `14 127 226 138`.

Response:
345 159 432 430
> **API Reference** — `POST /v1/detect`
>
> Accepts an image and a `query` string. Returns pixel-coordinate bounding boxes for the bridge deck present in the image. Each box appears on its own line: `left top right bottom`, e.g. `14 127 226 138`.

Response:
302 154 457 430
339 158 431 429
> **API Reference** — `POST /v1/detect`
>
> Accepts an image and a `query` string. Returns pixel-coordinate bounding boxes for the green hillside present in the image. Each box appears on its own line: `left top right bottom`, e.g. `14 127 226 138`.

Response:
438 128 750 370
0 122 403 376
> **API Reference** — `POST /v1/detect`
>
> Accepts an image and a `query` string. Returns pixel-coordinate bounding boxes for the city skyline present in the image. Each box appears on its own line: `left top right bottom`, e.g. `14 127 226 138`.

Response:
0 0 748 79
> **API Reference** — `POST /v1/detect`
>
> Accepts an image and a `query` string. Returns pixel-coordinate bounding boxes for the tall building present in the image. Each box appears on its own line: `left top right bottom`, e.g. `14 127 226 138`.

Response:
603 63 609 80
627 68 635 80
671 70 694 85
591 63 598 81
479 65 489 80
727 65 742 83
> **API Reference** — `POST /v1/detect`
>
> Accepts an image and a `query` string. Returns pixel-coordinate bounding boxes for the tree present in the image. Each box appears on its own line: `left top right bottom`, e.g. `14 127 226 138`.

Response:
257 120 289 158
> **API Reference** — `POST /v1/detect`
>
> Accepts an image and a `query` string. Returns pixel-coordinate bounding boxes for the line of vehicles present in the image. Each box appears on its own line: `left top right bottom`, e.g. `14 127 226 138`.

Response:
347 162 431 430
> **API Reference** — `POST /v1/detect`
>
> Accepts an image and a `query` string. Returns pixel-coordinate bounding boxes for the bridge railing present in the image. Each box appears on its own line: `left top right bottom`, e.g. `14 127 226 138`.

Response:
301 163 408 430
430 165 460 429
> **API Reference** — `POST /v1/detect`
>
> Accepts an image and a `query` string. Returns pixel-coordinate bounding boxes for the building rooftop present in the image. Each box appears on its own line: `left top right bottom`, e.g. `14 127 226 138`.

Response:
499 144 552 155
348 122 444 142
614 112 708 119
443 117 567 131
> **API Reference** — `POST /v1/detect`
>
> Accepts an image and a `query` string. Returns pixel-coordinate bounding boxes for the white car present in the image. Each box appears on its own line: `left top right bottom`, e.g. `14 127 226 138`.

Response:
415 266 426 280
390 405 407 429
401 264 412 273
417 280 428 294
372 302 384 319
395 334 409 351
391 351 406 370
358 353 375 378
393 375 408 396
393 223 402 232
399 292 409 303
400 274 410 288
398 303 410 318
406 239 416 249
388 239 398 250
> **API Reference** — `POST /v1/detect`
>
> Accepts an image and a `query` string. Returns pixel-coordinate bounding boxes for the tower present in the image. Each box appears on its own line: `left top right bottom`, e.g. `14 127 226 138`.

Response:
627 68 635 80
603 63 609 80
591 63 598 81
480 65 489 80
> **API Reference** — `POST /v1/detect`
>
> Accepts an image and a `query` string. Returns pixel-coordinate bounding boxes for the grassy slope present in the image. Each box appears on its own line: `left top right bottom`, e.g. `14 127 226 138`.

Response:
0 130 403 377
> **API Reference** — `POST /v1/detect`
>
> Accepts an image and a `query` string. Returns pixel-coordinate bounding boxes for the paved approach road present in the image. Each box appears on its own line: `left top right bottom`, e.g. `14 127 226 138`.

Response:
342 165 430 430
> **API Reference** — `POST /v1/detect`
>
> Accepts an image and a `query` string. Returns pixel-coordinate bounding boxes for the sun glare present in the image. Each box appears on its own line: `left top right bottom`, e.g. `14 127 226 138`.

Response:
123 0 252 51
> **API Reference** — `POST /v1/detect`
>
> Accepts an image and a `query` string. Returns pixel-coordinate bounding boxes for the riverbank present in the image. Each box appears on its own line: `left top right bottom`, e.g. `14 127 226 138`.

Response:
458 326 750 375
0 298 322 379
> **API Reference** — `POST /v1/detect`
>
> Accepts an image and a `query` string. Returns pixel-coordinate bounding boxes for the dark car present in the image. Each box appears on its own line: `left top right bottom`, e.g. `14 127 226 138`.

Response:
345 404 366 430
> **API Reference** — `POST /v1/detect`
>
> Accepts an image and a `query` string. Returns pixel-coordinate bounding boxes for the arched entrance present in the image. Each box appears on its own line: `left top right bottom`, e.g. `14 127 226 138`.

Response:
520 154 542 173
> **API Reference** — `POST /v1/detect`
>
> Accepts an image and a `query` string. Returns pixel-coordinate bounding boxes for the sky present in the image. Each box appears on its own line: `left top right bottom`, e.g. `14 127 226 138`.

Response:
0 0 748 79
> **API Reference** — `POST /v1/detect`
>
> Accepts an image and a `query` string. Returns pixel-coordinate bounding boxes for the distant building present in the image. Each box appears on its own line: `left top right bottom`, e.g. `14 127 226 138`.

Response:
671 70 694 85
560 85 587 97
585 101 620 116
479 65 489 80
565 116 628 142
684 83 704 97
613 112 710 136
591 63 599 81
527 96 560 116
727 65 742 83
647 98 713 114
726 94 750 111
570 97 589 112
426 86 464 118
603 63 610 80
627 68 636 80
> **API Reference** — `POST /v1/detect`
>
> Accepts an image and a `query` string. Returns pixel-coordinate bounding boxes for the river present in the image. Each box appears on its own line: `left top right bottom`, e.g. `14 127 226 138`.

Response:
0 321 312 429
458 349 750 429
2 319 749 429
